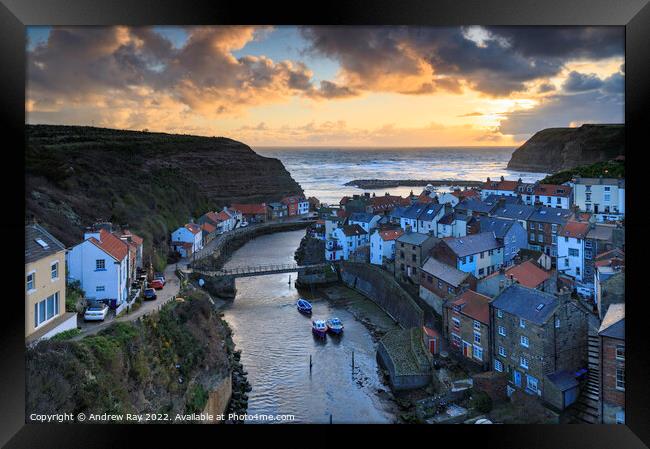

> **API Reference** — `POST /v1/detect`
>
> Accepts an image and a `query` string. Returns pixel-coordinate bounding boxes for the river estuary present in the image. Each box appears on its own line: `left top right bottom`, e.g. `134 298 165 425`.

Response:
221 230 398 423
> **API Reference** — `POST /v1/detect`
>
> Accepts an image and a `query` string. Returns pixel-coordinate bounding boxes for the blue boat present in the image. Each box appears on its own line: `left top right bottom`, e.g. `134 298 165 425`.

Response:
296 298 312 314
312 320 328 338
326 318 344 335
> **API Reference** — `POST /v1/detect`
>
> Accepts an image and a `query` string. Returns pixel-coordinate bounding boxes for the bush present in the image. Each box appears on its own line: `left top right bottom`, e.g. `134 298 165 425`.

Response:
185 383 209 413
470 390 493 413
66 280 86 313
50 328 81 341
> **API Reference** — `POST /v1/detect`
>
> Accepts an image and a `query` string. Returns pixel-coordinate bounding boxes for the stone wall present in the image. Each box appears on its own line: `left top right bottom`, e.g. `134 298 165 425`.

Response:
202 374 233 423
472 371 508 403
339 262 424 329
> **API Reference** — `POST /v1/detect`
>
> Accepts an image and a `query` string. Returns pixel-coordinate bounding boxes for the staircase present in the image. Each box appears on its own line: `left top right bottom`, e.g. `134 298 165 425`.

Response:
571 319 601 423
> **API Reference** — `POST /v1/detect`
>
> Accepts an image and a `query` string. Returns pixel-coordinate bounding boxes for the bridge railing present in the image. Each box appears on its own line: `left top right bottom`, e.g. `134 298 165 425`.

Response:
191 262 330 277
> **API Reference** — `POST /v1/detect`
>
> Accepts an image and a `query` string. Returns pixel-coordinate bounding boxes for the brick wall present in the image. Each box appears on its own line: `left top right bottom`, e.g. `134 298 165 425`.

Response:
601 335 625 413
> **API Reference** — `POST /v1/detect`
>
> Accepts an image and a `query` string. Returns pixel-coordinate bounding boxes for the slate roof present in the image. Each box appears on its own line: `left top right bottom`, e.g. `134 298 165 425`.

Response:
421 256 471 287
417 203 445 222
491 284 558 325
443 232 502 258
483 194 521 205
25 223 66 264
401 202 428 220
349 212 377 223
478 217 516 239
528 206 573 224
389 206 408 219
455 198 498 214
546 371 579 391
340 224 367 237
586 224 616 241
397 231 435 246
490 203 536 221
599 303 624 339
438 212 456 225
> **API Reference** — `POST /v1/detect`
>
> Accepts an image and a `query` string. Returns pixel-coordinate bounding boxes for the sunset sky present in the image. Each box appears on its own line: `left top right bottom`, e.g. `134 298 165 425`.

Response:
26 26 624 147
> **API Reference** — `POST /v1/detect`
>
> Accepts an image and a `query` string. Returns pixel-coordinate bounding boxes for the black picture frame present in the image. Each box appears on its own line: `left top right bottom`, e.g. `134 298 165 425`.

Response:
1 0 648 447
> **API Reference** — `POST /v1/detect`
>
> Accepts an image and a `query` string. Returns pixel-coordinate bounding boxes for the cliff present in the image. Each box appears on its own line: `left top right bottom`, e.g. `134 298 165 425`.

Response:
26 293 236 419
25 124 303 259
506 124 624 173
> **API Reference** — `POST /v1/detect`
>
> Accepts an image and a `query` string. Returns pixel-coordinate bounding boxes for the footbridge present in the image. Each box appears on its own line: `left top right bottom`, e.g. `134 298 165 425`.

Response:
187 262 331 279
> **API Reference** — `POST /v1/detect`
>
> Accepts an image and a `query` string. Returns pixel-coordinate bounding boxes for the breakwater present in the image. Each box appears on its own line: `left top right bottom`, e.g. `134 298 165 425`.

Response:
344 179 484 189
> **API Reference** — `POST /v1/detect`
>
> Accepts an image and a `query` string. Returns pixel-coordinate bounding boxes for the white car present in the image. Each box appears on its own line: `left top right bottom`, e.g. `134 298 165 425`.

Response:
240 221 249 227
84 304 109 321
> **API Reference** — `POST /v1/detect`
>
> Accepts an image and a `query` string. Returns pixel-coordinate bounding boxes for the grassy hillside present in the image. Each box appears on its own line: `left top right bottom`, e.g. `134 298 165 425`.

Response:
26 125 303 268
541 160 625 185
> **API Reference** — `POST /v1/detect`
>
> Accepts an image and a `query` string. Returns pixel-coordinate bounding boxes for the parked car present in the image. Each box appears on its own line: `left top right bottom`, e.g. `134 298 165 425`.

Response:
143 288 157 300
240 220 249 227
84 304 109 321
154 273 166 285
150 279 164 290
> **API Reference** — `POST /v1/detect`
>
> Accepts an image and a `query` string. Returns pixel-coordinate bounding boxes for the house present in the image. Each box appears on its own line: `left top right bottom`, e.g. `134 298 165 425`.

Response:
25 224 77 343
480 176 520 199
477 217 527 266
526 206 573 258
399 202 427 233
348 212 381 234
369 228 404 266
308 196 321 211
490 285 588 410
394 231 438 284
437 191 460 207
416 203 446 235
478 260 553 298
310 219 326 240
489 203 536 231
527 184 573 209
200 221 218 245
451 188 480 201
197 211 220 228
342 194 371 214
598 303 625 424
67 227 130 307
268 202 288 219
117 229 144 282
217 209 238 232
443 289 492 369
324 216 346 240
419 256 477 315
572 177 625 221
557 220 590 285
432 232 504 279
170 223 203 257
330 224 369 260
281 195 302 216
367 193 410 214
595 270 624 321
516 248 552 271
454 197 499 218
298 198 310 215
436 211 468 238
583 224 617 288
231 203 268 223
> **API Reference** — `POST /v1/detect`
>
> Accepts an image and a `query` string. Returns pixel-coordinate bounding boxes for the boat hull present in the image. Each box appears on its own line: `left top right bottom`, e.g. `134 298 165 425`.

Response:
327 326 343 335
312 328 327 338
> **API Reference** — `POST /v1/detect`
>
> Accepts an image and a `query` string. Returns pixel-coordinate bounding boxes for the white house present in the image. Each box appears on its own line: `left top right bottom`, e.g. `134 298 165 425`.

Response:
325 216 345 240
437 212 468 238
331 224 368 260
369 228 404 265
572 177 625 221
520 183 572 209
67 229 130 305
437 192 460 207
171 223 203 257
348 212 381 234
557 221 589 282
480 177 520 200
298 198 310 215
416 203 445 236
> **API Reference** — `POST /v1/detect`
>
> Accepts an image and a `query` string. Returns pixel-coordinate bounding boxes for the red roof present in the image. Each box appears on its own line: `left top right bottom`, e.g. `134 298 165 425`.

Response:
483 179 519 191
451 189 479 199
201 222 216 233
449 290 491 324
216 210 231 221
423 326 441 338
379 229 404 241
281 195 303 205
203 211 220 224
185 223 201 235
231 203 267 215
417 192 437 203
534 184 572 197
504 260 551 289
369 195 410 211
120 229 143 246
89 229 129 261
561 221 590 239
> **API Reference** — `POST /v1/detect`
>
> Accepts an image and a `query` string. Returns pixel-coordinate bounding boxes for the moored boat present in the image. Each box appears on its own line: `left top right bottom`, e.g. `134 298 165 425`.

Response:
326 317 344 335
312 319 328 338
297 298 312 314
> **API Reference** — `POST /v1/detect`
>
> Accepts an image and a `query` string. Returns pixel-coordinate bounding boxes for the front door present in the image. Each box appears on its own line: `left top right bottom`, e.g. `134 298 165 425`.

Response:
462 341 472 358
514 370 522 387
594 204 599 214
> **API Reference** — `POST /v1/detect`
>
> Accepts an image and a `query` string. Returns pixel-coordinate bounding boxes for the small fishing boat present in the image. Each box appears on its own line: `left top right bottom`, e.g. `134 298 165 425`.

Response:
312 320 328 338
326 317 344 335
296 298 312 314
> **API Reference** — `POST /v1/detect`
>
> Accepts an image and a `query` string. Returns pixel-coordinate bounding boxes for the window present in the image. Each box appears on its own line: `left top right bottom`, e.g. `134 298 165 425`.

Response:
480 251 485 259
604 193 611 202
34 292 59 327
488 249 494 256
529 232 535 241
498 346 506 357
51 262 59 280
96 286 105 292
556 197 561 204
96 259 106 270
452 317 460 330
473 320 481 331
576 267 581 276
447 286 453 294
520 335 529 348
498 325 506 336
568 248 579 257
427 275 433 283
529 222 534 229
604 186 611 191
520 357 529 369
438 280 443 289
411 254 416 262
497 309 503 318
616 345 625 361
564 258 569 267
474 332 481 344
519 318 526 328
585 185 591 192
473 345 483 361
537 234 544 243
555 318 561 328
616 367 625 391
478 268 485 277
494 360 503 372
538 223 543 231
526 375 539 393
552 235 557 244
469 255 474 263
546 197 551 204
26 272 35 292
451 334 461 347
586 193 592 202
551 224 557 234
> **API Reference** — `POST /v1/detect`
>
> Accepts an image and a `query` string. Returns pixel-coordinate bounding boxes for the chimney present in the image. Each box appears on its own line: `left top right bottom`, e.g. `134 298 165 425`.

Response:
487 177 491 183
405 224 412 234
558 286 571 304
497 198 506 209
500 175 505 182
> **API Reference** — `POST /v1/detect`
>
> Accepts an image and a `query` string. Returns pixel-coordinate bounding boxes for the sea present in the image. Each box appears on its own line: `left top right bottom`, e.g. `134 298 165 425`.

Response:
254 147 548 205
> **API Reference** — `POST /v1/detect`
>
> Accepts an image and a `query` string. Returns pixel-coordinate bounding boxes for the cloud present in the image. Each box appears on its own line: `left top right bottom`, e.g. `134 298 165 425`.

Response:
563 71 604 92
537 83 556 93
300 26 623 97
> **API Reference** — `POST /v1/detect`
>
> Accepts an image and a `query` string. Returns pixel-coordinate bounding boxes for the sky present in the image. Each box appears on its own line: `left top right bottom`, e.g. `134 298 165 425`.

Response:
25 26 624 147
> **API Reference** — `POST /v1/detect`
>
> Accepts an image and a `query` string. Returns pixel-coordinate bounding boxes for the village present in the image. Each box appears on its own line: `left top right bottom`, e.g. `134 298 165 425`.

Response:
306 175 625 424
